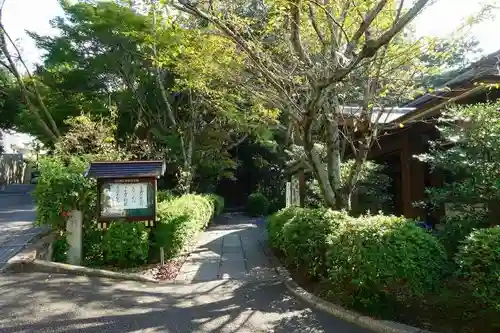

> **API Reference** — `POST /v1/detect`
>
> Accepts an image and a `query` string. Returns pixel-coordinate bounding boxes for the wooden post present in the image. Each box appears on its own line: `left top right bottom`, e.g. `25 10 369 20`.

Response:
66 210 82 265
400 133 413 217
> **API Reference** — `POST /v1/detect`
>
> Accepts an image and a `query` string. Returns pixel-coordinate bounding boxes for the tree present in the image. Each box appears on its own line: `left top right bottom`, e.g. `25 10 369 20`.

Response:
417 100 500 253
418 36 483 89
0 0 60 143
418 100 500 224
170 0 448 209
29 1 276 192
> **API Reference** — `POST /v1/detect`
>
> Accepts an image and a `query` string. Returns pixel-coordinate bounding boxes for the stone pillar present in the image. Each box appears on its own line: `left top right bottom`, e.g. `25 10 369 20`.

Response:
66 210 82 265
286 175 301 208
290 175 300 206
286 181 292 207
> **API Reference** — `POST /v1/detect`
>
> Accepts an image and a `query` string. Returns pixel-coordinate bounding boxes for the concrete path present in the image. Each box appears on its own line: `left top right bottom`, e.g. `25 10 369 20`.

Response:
0 212 372 332
175 213 277 283
0 185 49 269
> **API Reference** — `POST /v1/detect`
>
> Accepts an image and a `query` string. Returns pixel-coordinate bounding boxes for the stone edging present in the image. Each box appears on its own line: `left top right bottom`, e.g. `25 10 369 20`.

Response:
266 252 433 333
5 257 159 284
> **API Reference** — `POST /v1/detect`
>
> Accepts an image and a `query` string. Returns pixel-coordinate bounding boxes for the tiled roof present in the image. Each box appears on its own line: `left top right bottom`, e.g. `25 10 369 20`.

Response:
405 49 500 108
85 160 166 179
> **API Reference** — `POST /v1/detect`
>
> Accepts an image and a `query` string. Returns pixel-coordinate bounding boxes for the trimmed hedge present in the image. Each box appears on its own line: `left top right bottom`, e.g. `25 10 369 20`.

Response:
247 192 269 217
280 207 350 278
267 206 303 250
151 194 214 260
206 194 225 216
326 215 447 307
102 221 150 268
267 209 448 309
455 226 500 309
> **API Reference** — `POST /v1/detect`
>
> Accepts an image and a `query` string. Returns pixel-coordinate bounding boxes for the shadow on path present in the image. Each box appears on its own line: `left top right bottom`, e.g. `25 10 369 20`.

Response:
0 213 371 332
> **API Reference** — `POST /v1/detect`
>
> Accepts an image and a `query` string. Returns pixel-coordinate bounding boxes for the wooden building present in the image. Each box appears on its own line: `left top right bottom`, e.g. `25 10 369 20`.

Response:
369 50 500 220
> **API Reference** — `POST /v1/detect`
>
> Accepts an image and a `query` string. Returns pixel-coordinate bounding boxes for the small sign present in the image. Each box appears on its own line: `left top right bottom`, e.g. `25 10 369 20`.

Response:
99 179 155 220
86 160 165 224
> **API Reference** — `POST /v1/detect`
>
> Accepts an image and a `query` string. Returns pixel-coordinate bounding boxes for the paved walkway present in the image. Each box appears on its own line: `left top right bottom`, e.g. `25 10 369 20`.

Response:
0 185 49 270
0 212 372 332
175 213 277 283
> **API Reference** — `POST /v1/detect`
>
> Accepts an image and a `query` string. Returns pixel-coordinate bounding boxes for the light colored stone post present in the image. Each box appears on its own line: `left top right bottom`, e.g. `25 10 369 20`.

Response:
66 210 82 265
286 181 291 207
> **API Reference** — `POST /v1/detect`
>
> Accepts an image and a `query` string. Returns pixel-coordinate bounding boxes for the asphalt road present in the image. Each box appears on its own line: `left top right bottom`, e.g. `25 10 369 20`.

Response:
0 185 36 246
0 272 370 333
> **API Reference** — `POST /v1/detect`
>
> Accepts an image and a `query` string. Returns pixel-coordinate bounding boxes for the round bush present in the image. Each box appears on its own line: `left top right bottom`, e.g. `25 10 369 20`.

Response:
246 193 269 217
102 222 150 268
206 194 225 216
455 226 500 309
267 206 304 251
280 208 350 278
327 215 447 307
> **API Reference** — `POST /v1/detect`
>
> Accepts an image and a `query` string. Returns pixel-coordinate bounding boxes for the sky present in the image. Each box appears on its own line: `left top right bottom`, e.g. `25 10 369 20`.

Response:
1 0 500 152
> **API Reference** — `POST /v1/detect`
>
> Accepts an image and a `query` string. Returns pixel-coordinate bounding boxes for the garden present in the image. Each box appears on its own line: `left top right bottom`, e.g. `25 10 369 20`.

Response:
36 152 225 280
264 102 500 333
0 1 499 332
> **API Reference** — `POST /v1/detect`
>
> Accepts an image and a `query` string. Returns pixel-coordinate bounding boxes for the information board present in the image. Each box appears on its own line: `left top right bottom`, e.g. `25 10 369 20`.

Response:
99 179 155 220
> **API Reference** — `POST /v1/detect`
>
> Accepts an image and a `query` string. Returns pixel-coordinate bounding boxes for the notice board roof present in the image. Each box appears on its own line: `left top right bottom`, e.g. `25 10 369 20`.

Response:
85 160 166 179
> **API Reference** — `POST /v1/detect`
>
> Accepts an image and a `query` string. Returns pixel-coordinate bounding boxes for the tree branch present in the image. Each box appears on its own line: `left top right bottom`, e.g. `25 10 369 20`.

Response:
289 0 312 65
174 1 304 121
307 3 326 47
0 10 58 142
319 0 432 88
345 0 388 56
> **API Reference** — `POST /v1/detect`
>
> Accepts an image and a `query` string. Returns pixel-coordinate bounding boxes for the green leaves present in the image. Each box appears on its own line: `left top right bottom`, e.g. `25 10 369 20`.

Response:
419 102 500 223
455 226 500 310
151 194 214 260
246 192 270 217
34 156 96 232
267 208 447 309
102 221 150 268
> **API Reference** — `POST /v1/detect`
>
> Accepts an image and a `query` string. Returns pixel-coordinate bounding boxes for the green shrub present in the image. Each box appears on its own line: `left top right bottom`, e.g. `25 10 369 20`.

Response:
455 226 500 309
82 227 105 267
246 193 269 217
52 236 69 263
206 194 225 216
151 194 213 260
34 156 96 231
280 208 350 278
327 215 447 308
438 211 490 257
157 190 175 203
102 222 150 268
267 206 304 251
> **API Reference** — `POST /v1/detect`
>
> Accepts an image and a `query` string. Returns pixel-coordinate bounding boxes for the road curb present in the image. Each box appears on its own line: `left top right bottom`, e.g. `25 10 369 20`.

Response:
266 251 432 333
5 258 159 284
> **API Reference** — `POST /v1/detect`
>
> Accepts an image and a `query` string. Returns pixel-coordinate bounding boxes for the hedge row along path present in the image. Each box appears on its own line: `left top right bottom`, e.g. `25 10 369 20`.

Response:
0 212 372 332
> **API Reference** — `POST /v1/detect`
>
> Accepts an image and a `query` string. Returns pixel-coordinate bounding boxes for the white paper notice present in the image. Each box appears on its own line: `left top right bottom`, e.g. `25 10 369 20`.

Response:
104 183 149 212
